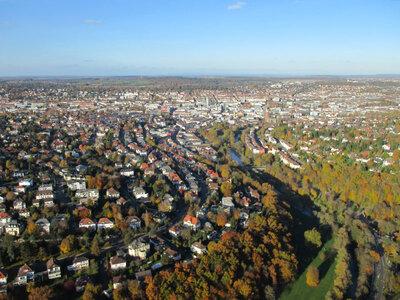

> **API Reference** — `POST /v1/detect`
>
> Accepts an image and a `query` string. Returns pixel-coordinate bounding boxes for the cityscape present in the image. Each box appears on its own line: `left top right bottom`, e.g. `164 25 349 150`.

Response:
1 0 400 299
0 77 399 299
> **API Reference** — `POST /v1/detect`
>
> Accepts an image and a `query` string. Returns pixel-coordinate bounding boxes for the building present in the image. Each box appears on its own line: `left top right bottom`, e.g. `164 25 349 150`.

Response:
0 269 7 286
47 258 61 279
191 242 206 256
15 264 34 285
132 187 148 200
126 216 141 229
110 256 127 271
5 220 23 236
75 189 99 203
183 215 201 230
97 218 114 230
120 169 135 177
79 218 96 230
106 188 120 199
36 218 51 234
128 238 150 259
0 212 12 225
69 256 89 271
169 225 183 238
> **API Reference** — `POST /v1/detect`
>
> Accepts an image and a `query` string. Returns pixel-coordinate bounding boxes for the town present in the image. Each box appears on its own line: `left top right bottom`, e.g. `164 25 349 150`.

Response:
0 77 399 299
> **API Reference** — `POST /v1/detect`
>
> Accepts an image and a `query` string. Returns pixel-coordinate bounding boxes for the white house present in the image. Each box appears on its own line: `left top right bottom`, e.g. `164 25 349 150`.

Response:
79 218 97 230
97 218 114 230
15 264 34 286
128 238 150 259
47 258 61 280
191 242 206 256
132 187 148 200
69 256 89 271
110 256 127 271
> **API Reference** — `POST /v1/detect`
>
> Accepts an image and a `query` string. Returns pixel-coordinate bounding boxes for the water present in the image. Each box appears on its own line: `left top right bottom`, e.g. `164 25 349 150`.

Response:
229 149 242 165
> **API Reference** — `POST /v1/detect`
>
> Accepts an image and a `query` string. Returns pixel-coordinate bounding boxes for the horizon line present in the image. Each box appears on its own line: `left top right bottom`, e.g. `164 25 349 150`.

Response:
1 73 400 79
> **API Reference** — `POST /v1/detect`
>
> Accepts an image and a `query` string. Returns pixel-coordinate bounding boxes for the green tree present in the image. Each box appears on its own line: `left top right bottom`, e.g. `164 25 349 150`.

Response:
304 228 322 248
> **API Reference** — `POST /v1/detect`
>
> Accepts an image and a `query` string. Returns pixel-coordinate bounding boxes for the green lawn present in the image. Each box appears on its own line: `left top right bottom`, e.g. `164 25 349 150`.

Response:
279 238 337 300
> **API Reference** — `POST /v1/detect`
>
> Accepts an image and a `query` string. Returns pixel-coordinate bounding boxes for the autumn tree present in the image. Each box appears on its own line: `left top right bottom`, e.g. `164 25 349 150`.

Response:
142 211 153 228
220 182 233 197
82 283 101 300
304 228 322 248
90 238 101 257
60 235 76 254
28 286 53 300
306 266 320 287
216 212 228 227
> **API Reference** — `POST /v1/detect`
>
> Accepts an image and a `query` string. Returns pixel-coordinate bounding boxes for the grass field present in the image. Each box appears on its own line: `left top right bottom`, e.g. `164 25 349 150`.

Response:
279 238 337 300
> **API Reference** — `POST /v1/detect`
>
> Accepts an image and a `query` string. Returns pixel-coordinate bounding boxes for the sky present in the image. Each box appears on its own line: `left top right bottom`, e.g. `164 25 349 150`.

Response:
0 0 399 76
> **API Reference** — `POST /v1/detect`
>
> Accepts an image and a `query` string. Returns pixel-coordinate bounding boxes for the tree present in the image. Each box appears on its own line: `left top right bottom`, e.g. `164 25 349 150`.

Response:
60 235 76 254
28 286 53 300
59 159 68 168
306 266 319 287
216 212 228 227
27 221 39 235
142 211 153 228
220 182 233 197
90 238 101 257
82 283 101 300
304 228 322 248
6 191 16 201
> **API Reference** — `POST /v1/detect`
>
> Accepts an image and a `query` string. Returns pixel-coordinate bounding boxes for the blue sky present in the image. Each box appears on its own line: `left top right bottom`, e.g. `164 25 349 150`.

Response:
0 0 399 76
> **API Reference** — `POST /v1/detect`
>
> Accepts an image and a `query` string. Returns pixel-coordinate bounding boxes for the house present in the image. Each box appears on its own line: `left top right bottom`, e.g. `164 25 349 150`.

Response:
117 197 128 206
113 275 127 289
149 235 165 248
120 169 134 177
19 179 33 187
132 187 148 200
70 256 89 271
0 212 12 225
15 264 34 285
128 238 150 259
13 199 26 210
67 180 86 191
38 184 53 191
126 216 141 229
36 190 54 200
183 215 201 230
32 199 41 207
36 218 51 234
106 188 120 199
5 220 22 236
169 225 183 238
75 189 99 202
47 258 61 279
222 197 235 208
79 218 96 230
43 198 54 207
18 208 30 218
0 269 7 286
110 256 127 271
15 185 26 193
165 248 181 261
135 270 152 282
97 218 114 230
191 242 206 256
